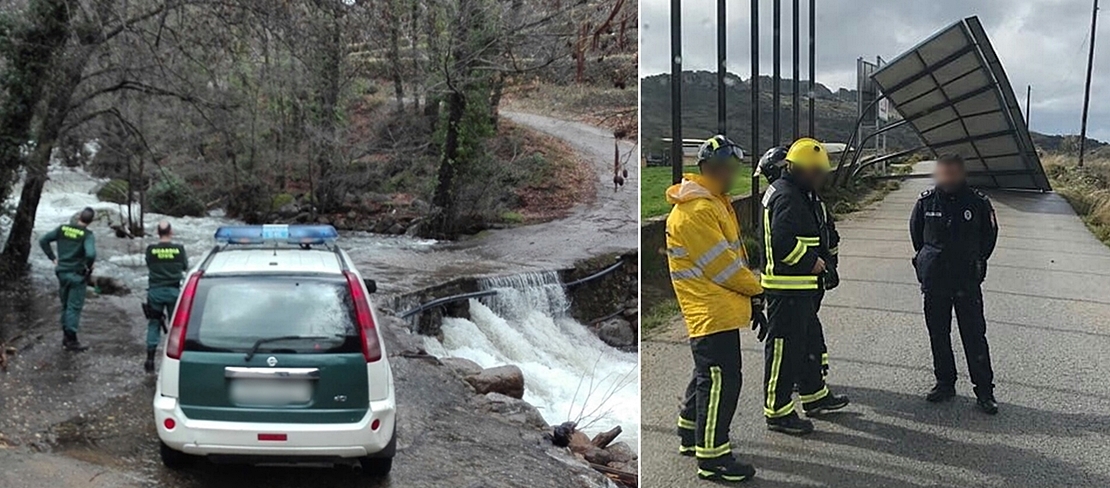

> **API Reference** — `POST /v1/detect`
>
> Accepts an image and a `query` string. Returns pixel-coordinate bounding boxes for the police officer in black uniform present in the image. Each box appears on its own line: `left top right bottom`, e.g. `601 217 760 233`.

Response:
910 154 999 415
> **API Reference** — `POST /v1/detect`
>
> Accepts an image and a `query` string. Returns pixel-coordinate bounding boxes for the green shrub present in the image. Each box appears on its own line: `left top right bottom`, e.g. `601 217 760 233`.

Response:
271 192 295 210
148 175 205 217
96 179 130 204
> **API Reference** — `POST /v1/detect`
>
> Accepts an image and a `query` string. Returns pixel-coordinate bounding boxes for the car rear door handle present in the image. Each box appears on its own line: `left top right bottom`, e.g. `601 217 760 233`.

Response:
224 367 320 380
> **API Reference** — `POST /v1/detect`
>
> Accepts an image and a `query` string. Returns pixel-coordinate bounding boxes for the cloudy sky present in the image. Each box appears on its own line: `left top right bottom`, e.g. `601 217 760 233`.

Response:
640 0 1110 141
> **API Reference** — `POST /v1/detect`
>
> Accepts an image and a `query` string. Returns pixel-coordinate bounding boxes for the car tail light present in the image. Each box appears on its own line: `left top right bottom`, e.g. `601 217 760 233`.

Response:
344 271 382 362
258 433 287 441
371 419 381 431
164 418 176 430
166 272 202 360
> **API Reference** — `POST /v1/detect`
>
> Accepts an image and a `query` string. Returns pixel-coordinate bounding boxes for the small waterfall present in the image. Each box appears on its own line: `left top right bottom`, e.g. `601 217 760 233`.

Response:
424 271 640 446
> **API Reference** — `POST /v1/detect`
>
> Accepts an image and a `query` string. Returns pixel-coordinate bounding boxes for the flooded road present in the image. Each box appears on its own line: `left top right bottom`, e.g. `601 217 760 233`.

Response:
0 113 638 487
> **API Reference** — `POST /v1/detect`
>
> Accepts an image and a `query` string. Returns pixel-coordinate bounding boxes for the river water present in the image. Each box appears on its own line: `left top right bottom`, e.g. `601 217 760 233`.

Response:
2 164 639 447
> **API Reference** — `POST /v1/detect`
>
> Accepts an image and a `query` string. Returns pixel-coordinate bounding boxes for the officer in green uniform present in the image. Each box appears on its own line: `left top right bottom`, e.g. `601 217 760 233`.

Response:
39 207 97 352
144 221 188 372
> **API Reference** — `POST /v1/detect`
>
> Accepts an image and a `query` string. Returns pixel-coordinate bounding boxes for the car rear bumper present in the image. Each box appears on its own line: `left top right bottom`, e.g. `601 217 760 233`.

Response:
154 395 395 458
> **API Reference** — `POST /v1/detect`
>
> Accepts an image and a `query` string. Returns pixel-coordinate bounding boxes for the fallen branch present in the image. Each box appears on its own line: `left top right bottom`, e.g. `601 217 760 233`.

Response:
589 462 637 488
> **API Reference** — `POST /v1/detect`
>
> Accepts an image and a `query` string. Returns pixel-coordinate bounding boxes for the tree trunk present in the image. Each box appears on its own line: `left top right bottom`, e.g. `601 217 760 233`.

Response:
387 0 405 108
312 15 342 212
1 48 89 274
0 0 72 206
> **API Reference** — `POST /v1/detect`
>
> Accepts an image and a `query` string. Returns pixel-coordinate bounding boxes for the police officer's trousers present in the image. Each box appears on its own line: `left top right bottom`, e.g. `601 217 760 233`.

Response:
146 287 179 349
678 329 741 463
924 285 995 395
57 271 87 334
763 294 827 418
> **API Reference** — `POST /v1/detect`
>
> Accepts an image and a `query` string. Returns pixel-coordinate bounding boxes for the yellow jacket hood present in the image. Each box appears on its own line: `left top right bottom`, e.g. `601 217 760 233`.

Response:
666 173 724 205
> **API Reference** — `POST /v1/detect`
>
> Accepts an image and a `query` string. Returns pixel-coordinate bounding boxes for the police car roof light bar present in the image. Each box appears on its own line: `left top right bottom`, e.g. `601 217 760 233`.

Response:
214 225 339 245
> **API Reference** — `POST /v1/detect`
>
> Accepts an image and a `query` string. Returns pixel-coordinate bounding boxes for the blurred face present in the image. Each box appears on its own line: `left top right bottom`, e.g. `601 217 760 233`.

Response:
792 165 827 188
702 159 738 193
933 160 966 190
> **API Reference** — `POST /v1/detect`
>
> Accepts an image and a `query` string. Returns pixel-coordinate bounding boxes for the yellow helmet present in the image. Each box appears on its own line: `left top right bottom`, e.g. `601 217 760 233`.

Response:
785 137 831 172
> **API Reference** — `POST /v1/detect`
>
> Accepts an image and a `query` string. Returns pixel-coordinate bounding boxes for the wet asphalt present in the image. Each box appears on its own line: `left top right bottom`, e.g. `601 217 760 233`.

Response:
641 175 1110 487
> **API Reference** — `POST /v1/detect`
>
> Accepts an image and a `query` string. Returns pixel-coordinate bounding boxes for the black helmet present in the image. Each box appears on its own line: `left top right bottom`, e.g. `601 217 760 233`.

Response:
755 146 789 183
697 135 744 166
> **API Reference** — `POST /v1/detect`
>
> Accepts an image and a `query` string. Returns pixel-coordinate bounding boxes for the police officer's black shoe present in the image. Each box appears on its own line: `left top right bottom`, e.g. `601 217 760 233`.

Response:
925 384 956 403
62 332 89 352
803 393 850 416
765 413 814 436
697 456 755 483
144 348 157 373
975 394 999 415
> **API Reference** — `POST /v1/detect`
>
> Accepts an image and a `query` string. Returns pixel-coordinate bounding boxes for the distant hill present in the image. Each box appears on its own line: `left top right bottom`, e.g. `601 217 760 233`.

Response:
641 71 1106 157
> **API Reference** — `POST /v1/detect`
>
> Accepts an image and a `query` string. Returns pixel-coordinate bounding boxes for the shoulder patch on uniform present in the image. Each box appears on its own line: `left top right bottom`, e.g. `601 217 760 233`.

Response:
761 184 777 207
918 188 934 199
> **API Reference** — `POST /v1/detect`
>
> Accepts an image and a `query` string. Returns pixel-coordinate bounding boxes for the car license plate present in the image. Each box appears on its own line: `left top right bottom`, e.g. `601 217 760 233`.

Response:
229 380 313 406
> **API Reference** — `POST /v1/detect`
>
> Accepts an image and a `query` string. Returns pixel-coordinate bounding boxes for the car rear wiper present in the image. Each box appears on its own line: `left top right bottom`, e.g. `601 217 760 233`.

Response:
244 335 342 362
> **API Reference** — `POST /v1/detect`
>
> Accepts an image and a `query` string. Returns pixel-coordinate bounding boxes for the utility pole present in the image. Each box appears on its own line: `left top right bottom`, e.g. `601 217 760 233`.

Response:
792 0 800 140
671 0 683 183
808 0 815 137
751 0 761 228
717 0 726 136
773 0 782 147
1080 0 1100 168
1026 85 1032 129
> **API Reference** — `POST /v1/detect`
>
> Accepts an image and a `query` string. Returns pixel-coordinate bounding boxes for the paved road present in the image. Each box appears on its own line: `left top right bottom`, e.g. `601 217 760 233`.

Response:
641 176 1110 487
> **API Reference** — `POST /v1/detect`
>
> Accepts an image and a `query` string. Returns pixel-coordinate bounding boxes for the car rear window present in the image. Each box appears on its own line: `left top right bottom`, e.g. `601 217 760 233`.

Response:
183 275 361 354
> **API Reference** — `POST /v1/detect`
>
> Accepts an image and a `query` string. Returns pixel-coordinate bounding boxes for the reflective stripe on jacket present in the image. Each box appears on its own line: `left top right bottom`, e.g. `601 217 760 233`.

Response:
761 175 823 293
666 173 763 338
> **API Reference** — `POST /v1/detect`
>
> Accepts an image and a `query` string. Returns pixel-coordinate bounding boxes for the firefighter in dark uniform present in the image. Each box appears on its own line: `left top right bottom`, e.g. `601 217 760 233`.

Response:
756 147 840 380
143 221 189 372
909 154 999 414
760 138 849 436
38 207 97 352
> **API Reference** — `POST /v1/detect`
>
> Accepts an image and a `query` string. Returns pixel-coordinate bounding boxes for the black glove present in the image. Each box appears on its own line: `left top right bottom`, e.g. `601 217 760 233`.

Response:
823 266 840 291
750 294 768 342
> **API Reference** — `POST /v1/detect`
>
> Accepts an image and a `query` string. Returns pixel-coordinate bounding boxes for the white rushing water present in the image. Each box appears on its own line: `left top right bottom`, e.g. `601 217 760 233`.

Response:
423 272 641 446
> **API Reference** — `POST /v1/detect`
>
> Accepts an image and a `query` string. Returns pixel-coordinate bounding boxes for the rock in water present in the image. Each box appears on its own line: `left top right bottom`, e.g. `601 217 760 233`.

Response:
442 357 483 377
606 442 636 464
596 318 634 347
465 365 525 399
483 392 548 429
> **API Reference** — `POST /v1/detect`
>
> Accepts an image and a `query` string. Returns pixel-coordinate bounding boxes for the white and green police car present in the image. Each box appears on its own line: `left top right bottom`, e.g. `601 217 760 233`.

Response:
153 225 396 475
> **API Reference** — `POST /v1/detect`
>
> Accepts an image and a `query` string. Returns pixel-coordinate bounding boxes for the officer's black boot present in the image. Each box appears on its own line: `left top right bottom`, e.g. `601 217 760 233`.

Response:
697 456 756 483
925 384 956 403
803 393 850 417
975 389 998 415
765 412 814 436
144 348 157 373
62 331 89 352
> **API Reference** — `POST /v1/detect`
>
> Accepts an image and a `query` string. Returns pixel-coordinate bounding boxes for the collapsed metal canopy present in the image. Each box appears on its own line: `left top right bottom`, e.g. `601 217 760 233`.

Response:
871 16 1051 191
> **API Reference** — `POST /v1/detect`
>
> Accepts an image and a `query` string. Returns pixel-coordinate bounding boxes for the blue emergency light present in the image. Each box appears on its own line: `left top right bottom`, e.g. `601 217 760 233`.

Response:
214 224 339 245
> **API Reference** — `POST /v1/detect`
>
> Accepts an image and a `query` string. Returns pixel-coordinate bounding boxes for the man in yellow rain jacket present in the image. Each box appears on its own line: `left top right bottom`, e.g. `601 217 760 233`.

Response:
667 135 763 483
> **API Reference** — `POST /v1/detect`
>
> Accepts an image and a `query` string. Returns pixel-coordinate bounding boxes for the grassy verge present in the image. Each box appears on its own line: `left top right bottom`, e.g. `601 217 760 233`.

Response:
641 165 759 219
1042 154 1110 246
641 298 680 334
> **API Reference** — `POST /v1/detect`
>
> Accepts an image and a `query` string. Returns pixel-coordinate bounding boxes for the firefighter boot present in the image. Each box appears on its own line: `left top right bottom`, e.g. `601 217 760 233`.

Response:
803 393 850 417
697 456 756 483
62 331 89 352
766 412 814 436
144 348 157 373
